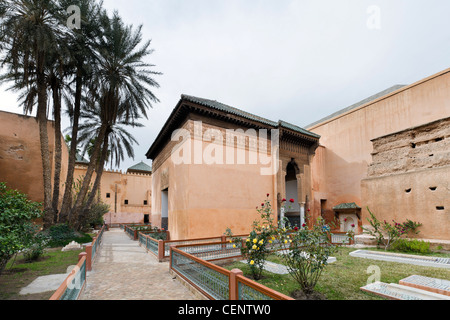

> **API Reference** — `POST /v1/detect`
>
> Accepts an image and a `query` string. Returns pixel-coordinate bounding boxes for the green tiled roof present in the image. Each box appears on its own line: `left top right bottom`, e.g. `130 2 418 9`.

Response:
146 94 320 160
278 120 321 139
127 161 152 173
182 94 320 139
333 202 361 210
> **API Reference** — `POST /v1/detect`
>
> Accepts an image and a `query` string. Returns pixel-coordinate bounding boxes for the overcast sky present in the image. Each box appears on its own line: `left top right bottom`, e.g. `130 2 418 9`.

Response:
1 0 450 171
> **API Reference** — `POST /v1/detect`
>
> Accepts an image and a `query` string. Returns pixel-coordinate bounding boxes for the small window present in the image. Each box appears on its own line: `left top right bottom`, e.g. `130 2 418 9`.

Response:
429 187 437 191
106 193 111 198
144 200 148 206
405 188 412 194
124 200 128 205
436 206 445 211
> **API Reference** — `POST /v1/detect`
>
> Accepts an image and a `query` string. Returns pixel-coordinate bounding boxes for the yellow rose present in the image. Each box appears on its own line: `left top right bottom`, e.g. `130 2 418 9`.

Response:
233 244 236 248
253 238 258 244
250 260 255 265
252 245 257 250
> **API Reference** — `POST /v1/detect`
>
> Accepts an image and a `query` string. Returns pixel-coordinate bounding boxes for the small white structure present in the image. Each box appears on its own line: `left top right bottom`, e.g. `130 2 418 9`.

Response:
62 241 82 252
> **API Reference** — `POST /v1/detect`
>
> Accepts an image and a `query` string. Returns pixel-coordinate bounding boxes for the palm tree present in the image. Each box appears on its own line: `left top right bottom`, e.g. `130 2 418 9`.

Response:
77 103 143 169
0 45 72 224
71 102 143 227
0 0 64 228
58 0 104 224
69 10 160 230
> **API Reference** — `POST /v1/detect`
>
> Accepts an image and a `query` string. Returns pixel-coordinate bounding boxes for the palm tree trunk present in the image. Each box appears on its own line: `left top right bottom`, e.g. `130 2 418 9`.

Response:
69 123 108 229
59 70 82 223
36 59 53 230
51 84 62 224
77 132 110 230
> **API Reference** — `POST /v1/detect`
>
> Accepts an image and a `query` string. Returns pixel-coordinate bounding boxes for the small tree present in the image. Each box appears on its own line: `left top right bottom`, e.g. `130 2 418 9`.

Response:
363 207 422 250
86 201 110 228
277 217 337 296
0 183 42 275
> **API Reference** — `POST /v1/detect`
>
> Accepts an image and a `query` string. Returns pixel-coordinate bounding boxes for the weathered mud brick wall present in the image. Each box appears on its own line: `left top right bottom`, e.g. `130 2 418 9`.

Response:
368 117 450 177
362 117 450 240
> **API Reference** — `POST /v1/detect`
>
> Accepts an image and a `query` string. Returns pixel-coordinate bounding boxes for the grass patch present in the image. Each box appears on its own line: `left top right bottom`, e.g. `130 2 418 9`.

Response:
223 247 450 300
0 248 83 300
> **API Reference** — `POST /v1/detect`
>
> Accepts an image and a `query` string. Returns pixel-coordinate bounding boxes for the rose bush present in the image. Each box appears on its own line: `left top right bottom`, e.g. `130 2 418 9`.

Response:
363 207 423 250
277 217 337 296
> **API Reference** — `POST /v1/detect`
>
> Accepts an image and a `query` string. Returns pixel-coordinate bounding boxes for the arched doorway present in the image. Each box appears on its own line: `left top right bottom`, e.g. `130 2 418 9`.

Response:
284 160 303 227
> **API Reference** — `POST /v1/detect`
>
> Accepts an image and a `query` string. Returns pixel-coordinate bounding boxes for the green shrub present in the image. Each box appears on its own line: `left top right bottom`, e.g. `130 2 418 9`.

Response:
277 217 338 295
87 202 110 226
363 207 423 250
44 224 92 248
21 224 50 262
0 182 42 275
390 239 431 254
149 232 167 240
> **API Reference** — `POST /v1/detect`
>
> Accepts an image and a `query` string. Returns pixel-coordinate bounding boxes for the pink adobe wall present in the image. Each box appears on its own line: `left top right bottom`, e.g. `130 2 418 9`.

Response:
151 120 278 240
308 68 450 235
0 110 151 225
73 167 152 225
362 167 449 240
0 111 69 206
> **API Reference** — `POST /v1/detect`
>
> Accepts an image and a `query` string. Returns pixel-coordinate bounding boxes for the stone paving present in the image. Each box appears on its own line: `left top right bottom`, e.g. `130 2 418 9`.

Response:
79 228 198 300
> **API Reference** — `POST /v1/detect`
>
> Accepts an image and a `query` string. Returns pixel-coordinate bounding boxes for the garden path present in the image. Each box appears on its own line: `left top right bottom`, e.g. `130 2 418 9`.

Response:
79 228 198 300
